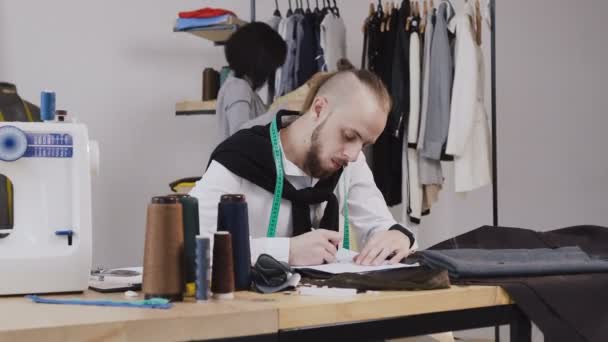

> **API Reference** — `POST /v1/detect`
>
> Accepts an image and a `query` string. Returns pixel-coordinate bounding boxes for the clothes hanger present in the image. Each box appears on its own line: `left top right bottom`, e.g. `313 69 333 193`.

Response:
305 0 312 14
321 0 328 15
384 1 391 32
314 0 321 13
405 1 413 31
332 0 340 17
274 0 282 17
421 0 428 33
287 0 293 16
362 2 375 33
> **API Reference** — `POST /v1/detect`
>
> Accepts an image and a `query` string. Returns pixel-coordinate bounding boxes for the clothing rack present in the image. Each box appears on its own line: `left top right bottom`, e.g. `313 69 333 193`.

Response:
251 0 503 339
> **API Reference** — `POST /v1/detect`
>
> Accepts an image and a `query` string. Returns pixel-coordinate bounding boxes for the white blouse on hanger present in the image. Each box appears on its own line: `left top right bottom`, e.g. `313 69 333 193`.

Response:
446 2 491 192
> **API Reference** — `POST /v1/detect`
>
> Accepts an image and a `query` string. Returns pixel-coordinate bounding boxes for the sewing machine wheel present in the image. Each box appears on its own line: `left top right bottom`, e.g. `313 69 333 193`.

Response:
0 126 28 162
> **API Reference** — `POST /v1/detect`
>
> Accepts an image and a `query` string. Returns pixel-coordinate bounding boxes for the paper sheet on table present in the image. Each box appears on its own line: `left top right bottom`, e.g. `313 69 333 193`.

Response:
293 248 419 274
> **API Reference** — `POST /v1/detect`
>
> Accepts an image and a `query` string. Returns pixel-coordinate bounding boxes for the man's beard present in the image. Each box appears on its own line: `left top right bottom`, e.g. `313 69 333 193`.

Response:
304 119 334 179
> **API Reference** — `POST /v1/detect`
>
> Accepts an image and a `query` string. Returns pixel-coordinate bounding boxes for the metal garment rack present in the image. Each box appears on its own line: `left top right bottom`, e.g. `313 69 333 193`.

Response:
249 0 499 227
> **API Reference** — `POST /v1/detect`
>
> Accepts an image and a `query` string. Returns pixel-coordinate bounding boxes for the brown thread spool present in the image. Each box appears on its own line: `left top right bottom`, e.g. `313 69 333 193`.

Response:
142 196 185 301
211 231 235 299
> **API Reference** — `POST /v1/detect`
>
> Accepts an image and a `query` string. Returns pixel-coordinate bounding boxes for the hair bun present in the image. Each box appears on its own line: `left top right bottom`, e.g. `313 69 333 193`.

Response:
336 58 355 71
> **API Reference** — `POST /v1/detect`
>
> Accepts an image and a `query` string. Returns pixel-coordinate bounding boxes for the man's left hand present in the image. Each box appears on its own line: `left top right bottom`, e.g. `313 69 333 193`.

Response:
354 230 411 266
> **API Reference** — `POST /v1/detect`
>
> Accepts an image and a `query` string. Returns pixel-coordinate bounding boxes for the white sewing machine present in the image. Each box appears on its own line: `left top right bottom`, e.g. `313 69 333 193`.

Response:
0 120 99 295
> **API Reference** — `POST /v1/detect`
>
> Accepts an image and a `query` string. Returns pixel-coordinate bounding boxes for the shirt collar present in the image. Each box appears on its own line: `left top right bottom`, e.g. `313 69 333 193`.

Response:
278 134 312 178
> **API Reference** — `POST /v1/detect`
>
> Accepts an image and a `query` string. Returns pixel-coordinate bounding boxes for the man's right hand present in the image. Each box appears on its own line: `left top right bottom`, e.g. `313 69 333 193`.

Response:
289 229 342 266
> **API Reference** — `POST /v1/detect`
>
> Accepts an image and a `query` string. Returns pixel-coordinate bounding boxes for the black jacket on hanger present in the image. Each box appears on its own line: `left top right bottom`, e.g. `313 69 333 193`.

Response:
297 12 319 87
370 3 409 206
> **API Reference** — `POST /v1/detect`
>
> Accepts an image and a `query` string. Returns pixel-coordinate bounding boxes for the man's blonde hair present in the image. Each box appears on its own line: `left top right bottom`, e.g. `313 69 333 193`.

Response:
301 60 391 115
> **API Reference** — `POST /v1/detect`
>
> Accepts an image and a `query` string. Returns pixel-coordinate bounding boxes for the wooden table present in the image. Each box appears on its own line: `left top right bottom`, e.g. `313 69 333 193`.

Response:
0 286 531 342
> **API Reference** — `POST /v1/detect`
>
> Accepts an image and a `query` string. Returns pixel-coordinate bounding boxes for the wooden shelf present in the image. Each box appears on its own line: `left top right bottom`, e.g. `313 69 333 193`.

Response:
175 100 216 116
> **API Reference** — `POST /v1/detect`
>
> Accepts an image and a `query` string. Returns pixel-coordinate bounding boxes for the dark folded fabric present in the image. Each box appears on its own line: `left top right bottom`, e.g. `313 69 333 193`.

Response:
418 246 608 278
297 266 450 291
429 225 608 342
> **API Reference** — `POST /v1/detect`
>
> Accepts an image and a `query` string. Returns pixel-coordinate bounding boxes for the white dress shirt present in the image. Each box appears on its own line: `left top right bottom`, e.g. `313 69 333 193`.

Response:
189 139 403 264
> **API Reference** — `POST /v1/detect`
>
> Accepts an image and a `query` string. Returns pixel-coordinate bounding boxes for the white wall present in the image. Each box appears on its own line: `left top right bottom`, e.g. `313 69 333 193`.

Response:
1 0 607 273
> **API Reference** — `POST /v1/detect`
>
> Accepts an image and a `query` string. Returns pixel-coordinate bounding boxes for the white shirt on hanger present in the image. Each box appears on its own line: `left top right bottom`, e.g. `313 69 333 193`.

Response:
446 2 491 192
320 13 346 71
190 139 404 264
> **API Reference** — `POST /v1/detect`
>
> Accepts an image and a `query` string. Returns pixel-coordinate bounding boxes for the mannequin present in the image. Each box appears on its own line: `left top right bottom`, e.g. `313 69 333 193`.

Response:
0 82 40 122
0 82 41 229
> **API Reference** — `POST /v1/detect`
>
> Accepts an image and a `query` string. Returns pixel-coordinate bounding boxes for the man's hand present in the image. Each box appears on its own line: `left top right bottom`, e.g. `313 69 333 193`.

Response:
354 230 411 266
289 229 342 266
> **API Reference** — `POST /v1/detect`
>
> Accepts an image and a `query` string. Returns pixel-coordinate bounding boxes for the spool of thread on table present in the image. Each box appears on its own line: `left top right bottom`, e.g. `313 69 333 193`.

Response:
217 194 251 291
169 194 200 296
40 91 56 121
211 231 235 299
195 236 211 302
142 196 185 302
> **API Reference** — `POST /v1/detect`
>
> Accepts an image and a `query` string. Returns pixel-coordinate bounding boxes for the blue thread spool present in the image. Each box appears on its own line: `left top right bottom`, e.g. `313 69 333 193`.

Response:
217 194 251 291
40 91 56 121
195 236 211 302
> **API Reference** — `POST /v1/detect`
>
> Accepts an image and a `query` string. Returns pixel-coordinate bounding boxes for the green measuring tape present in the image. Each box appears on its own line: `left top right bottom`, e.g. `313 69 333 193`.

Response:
267 117 350 249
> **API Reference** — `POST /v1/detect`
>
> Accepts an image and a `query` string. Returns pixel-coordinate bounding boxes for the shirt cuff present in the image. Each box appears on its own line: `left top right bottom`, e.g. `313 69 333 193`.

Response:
389 224 416 248
250 237 290 265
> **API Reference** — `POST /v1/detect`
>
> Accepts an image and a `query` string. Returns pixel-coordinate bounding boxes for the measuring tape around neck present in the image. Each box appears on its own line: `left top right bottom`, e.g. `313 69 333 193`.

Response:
267 117 350 249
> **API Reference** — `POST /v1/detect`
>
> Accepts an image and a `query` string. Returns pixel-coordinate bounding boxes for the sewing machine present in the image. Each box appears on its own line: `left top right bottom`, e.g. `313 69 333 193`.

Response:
0 120 99 295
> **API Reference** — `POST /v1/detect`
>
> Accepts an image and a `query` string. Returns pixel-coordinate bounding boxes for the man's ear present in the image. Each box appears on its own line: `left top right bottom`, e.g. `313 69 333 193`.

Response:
311 96 329 121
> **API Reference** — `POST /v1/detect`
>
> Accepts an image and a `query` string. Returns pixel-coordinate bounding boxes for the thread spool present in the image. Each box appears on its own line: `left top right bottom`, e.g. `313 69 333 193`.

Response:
217 194 251 291
202 68 220 101
168 194 200 295
211 231 235 299
142 196 185 302
195 236 211 302
40 91 56 121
